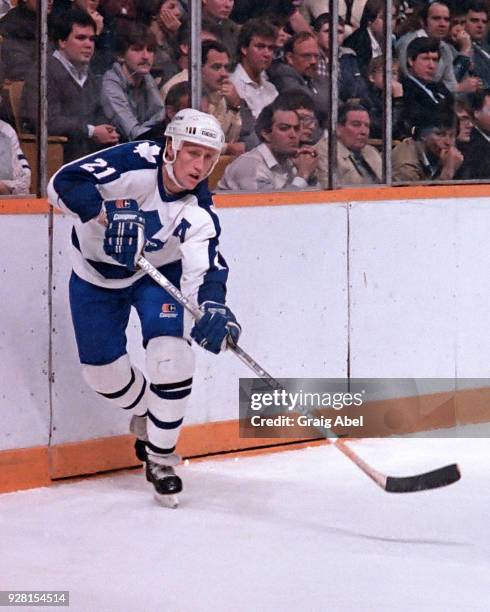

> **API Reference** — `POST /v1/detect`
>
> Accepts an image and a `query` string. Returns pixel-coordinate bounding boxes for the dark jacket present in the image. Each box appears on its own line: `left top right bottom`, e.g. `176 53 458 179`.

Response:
0 4 40 81
336 48 370 102
457 127 490 180
202 12 241 59
363 84 406 140
21 53 108 163
471 42 490 89
401 75 453 133
268 59 329 123
343 27 374 77
231 0 295 22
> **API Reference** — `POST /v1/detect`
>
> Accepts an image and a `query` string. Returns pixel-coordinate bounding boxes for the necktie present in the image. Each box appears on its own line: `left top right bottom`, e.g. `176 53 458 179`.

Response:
350 152 380 183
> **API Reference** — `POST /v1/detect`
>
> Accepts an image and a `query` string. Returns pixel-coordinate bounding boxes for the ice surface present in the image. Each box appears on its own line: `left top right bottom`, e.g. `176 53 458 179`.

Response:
1 438 488 612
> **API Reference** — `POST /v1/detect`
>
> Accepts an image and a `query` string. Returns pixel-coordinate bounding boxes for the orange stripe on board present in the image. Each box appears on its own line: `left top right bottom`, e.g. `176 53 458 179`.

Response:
1 388 490 495
2 184 490 215
0 446 51 493
49 421 316 481
0 198 50 214
213 184 490 208
49 434 142 480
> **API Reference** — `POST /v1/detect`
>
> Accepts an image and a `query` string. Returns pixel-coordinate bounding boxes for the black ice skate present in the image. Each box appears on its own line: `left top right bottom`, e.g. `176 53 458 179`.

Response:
129 414 148 462
146 454 182 508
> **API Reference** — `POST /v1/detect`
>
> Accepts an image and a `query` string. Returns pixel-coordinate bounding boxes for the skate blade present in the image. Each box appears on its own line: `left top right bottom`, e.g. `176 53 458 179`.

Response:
153 491 179 508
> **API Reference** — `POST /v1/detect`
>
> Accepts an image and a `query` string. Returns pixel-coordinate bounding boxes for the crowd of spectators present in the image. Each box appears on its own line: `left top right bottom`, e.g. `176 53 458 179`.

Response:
1 0 490 194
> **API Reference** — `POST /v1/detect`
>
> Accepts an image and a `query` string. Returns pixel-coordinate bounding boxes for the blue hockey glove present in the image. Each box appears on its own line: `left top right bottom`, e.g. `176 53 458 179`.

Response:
103 199 145 271
191 301 241 354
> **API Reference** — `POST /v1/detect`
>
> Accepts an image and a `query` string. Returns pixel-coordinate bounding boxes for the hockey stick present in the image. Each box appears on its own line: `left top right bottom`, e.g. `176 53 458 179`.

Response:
137 256 461 493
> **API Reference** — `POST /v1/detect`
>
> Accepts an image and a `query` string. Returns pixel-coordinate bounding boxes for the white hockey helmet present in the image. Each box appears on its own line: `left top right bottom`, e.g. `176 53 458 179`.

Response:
163 109 225 187
164 108 225 153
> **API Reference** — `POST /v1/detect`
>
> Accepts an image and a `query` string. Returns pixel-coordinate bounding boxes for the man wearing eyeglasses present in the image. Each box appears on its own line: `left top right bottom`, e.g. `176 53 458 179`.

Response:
268 31 329 124
458 88 490 179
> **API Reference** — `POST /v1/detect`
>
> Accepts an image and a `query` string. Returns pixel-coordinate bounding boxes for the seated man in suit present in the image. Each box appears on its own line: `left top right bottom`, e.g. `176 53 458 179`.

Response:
21 8 119 162
331 101 382 186
401 36 454 134
396 0 480 94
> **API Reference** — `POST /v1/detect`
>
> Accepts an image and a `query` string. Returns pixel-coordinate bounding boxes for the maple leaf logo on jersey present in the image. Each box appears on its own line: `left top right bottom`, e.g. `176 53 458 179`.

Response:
134 142 160 164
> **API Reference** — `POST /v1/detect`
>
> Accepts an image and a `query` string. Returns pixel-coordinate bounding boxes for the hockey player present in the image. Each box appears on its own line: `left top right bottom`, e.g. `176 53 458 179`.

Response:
47 109 241 506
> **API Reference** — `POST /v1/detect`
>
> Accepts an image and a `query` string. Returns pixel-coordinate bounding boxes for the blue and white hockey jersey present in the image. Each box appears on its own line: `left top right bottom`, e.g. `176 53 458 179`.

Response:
47 140 229 307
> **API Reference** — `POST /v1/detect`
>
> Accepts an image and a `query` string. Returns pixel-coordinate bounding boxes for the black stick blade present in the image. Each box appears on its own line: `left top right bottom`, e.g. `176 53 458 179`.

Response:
385 464 461 493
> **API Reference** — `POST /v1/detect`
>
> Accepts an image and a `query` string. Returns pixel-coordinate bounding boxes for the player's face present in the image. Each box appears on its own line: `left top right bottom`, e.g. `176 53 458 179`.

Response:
122 44 155 76
262 110 301 156
202 0 234 20
408 51 439 82
241 36 276 74
58 24 96 67
426 3 450 40
466 10 488 42
202 50 231 92
337 110 370 152
287 38 319 78
170 142 218 190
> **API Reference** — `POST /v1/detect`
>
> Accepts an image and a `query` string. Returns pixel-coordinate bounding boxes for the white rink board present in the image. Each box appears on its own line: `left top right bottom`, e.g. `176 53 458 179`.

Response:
189 204 348 425
349 197 490 397
50 204 348 444
0 215 50 450
453 199 490 381
3 195 490 452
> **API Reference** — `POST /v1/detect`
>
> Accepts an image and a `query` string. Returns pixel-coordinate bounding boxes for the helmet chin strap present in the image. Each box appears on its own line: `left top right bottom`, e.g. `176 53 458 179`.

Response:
163 140 188 191
164 161 188 191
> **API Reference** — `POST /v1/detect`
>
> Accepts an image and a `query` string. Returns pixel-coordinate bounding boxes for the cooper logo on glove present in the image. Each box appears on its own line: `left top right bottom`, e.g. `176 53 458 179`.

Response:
103 199 146 271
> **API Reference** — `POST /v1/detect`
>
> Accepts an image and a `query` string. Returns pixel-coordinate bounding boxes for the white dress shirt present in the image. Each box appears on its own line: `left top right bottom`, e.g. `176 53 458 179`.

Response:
230 63 278 119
